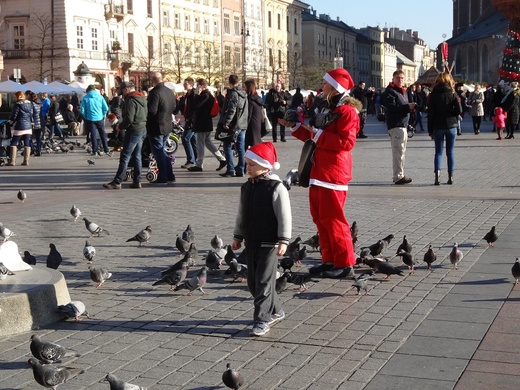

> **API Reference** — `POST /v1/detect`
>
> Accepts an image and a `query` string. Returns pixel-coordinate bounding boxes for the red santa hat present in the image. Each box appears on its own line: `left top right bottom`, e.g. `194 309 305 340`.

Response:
244 142 280 171
323 68 354 94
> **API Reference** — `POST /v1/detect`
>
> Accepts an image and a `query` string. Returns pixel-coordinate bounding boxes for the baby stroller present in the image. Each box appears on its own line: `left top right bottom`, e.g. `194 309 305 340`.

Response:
0 120 12 166
125 135 175 183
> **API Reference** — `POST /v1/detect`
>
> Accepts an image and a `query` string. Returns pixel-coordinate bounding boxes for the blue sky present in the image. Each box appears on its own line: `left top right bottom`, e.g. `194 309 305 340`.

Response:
304 0 453 49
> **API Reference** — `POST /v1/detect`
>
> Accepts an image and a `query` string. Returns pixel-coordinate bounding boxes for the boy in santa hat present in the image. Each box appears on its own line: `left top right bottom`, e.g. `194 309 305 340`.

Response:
231 141 292 336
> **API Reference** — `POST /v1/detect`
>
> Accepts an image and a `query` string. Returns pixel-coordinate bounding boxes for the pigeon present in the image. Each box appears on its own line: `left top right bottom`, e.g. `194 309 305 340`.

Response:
362 257 386 270
302 233 320 252
0 262 14 280
104 373 147 390
381 234 395 252
83 241 96 263
363 240 384 257
224 245 238 266
359 247 372 260
87 159 95 165
174 266 208 295
375 260 404 279
228 258 247 282
276 271 290 294
161 255 194 276
205 250 223 271
184 242 199 264
395 250 415 273
282 168 299 190
17 189 27 202
28 358 84 389
182 224 194 243
287 272 316 292
57 301 90 322
352 272 374 295
279 257 295 272
286 236 302 255
153 261 188 290
483 226 498 247
70 205 81 221
449 243 464 270
512 258 520 285
0 222 16 241
423 245 437 271
30 334 80 364
350 221 359 244
89 266 112 288
23 250 37 265
83 217 109 237
222 362 244 390
47 243 63 270
175 234 191 254
396 235 412 254
126 225 152 247
297 246 308 264
210 234 224 249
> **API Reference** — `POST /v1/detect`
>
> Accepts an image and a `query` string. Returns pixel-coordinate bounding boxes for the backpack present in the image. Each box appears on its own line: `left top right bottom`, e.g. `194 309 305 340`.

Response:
210 97 220 117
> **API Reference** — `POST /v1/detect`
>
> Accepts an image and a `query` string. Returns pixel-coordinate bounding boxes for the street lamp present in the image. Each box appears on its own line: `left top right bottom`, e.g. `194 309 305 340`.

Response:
241 21 249 81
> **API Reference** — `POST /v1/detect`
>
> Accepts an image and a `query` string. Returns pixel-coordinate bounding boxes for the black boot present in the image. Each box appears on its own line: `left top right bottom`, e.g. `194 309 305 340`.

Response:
447 171 453 185
434 170 440 186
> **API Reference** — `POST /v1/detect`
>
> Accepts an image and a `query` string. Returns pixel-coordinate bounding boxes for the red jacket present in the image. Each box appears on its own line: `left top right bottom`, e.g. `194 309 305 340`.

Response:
292 100 359 189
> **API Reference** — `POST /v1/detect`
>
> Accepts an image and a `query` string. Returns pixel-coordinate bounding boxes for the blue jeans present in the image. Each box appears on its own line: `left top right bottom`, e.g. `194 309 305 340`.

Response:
181 122 197 164
10 134 31 147
87 119 109 153
149 133 175 182
222 129 245 174
113 131 146 184
49 123 63 139
434 128 457 172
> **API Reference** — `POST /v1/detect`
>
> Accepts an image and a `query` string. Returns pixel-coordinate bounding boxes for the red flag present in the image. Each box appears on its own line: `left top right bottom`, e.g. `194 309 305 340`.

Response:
441 42 449 62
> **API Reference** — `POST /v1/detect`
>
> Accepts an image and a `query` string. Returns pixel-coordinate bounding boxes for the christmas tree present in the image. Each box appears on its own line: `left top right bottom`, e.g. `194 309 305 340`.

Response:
498 23 520 81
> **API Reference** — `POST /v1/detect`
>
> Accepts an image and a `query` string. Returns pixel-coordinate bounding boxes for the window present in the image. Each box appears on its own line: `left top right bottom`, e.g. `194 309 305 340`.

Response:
235 47 241 68
174 13 180 29
195 47 200 65
91 28 98 50
224 45 231 66
269 48 273 67
127 0 133 14
213 0 218 7
76 26 83 49
214 21 219 35
278 49 282 67
194 17 200 32
203 0 209 4
13 25 25 49
268 11 271 28
224 13 230 34
204 19 209 34
277 14 281 30
185 15 190 31
294 18 297 34
163 11 169 27
128 32 134 55
147 0 152 17
286 15 289 32
164 43 171 63
185 46 191 64
234 15 240 36
148 36 154 57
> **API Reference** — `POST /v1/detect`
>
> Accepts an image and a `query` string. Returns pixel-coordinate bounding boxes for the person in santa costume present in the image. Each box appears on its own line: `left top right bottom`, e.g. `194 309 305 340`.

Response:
279 68 361 278
231 141 292 336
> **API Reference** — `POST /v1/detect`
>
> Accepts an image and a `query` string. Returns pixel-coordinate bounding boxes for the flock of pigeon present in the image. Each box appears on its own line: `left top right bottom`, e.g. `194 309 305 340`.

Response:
0 194 514 389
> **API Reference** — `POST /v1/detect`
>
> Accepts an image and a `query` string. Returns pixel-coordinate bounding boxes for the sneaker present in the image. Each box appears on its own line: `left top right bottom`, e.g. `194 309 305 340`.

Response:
183 163 195 169
129 181 141 189
187 166 203 172
322 266 355 279
219 172 236 177
90 152 100 156
268 310 285 326
104 151 112 157
250 322 270 336
216 160 227 171
103 182 122 190
308 263 334 275
394 176 412 185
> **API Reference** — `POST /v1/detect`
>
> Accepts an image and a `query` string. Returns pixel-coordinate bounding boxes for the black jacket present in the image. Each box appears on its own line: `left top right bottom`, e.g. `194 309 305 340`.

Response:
381 83 411 129
146 82 176 135
427 83 462 133
192 89 214 133
246 93 264 148
219 86 248 131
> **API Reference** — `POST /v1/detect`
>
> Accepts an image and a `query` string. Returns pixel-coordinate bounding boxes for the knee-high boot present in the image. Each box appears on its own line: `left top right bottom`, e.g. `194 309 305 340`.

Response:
21 146 31 166
434 170 440 186
447 171 454 185
6 146 17 166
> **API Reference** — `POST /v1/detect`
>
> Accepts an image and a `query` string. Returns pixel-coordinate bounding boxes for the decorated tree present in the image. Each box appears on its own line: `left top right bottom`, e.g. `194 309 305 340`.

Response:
494 0 520 81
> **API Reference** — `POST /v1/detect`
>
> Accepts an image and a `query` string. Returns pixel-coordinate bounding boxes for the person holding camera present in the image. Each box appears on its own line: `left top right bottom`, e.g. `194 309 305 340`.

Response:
381 70 416 185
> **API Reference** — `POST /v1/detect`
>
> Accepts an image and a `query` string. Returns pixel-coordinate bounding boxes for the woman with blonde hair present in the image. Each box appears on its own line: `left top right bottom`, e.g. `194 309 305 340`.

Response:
7 91 37 166
427 72 462 185
468 84 485 134
501 81 520 139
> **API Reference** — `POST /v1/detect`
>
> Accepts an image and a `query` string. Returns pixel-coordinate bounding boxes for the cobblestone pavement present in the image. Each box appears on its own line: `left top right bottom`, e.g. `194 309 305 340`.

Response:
1 116 519 389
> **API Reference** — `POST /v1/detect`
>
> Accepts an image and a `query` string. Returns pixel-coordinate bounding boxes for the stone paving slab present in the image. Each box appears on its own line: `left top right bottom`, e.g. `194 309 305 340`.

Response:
1 117 520 389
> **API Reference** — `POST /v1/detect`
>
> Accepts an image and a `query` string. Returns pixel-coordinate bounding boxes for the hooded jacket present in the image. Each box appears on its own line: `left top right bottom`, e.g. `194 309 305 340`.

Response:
427 83 462 133
118 91 148 132
219 86 248 131
80 90 109 121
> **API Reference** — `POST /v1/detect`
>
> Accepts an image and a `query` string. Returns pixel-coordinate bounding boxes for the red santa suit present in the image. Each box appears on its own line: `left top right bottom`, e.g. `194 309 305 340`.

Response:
292 68 360 269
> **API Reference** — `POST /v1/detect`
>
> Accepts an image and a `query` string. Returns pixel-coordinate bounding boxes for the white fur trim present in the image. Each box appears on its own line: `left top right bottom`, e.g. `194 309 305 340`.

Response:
244 150 272 170
324 73 346 94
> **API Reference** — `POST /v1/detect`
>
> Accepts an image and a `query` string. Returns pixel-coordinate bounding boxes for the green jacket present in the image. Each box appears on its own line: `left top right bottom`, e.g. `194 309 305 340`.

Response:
119 91 148 132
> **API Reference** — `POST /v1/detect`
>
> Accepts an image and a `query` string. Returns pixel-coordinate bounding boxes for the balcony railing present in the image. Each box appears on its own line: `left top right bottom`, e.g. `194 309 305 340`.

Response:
104 3 125 22
3 49 30 59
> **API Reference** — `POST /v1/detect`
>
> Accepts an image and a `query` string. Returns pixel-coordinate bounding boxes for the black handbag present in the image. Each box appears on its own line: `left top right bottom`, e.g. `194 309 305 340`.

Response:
297 139 316 188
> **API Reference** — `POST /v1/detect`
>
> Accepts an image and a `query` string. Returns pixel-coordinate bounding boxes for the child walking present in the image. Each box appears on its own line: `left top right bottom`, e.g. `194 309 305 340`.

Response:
492 106 507 140
231 142 292 336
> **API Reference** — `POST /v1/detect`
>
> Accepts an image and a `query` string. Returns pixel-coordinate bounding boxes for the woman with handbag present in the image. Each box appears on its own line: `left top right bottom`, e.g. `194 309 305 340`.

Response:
279 68 361 278
48 95 64 140
7 91 38 166
244 79 265 149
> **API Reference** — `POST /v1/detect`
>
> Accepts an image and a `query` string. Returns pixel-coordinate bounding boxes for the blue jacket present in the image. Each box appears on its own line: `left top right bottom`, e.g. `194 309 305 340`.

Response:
10 99 37 130
41 97 50 117
80 90 109 121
